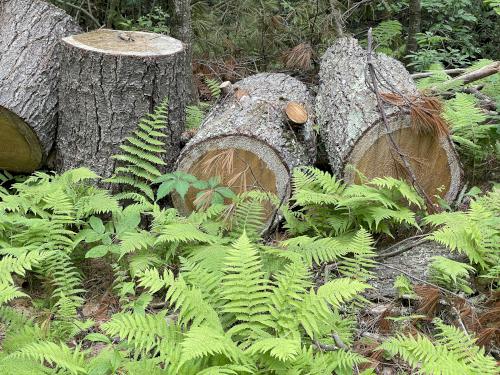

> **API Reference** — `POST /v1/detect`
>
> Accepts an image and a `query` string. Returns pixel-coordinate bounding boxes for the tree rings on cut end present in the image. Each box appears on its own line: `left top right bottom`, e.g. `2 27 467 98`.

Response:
175 136 289 217
285 101 308 125
65 29 183 56
344 117 462 202
0 106 42 172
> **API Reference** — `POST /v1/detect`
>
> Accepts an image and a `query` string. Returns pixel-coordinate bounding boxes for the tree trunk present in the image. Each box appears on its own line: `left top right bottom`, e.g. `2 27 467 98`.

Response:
166 0 196 103
0 0 80 172
405 0 421 60
55 29 188 178
316 37 462 203
175 73 316 216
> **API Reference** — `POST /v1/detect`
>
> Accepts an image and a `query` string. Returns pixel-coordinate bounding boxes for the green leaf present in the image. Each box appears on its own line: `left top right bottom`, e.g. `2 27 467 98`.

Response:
157 180 176 200
89 216 105 234
85 245 110 259
85 333 112 344
176 180 190 199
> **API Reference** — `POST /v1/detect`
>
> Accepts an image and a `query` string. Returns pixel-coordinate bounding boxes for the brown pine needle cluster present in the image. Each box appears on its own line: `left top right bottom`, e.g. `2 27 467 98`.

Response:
381 93 449 137
283 42 313 70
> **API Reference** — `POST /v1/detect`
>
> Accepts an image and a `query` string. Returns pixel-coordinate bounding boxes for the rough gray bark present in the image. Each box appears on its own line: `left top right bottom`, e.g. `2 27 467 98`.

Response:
316 37 462 202
0 0 80 171
176 73 316 210
56 29 188 179
167 0 196 103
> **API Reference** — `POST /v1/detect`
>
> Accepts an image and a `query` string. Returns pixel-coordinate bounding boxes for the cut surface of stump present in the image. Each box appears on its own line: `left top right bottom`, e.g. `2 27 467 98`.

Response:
0 0 81 172
316 38 462 202
56 29 187 178
285 101 308 125
0 107 42 171
175 73 316 218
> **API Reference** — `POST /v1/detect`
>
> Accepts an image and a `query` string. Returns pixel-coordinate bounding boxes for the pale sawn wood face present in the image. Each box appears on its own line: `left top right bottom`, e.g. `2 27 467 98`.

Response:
354 127 452 199
0 106 42 172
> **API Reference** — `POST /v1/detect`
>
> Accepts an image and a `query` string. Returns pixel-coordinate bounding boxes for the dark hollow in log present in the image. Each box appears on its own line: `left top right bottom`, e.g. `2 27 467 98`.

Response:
0 0 80 172
56 29 188 178
175 73 316 216
316 37 462 202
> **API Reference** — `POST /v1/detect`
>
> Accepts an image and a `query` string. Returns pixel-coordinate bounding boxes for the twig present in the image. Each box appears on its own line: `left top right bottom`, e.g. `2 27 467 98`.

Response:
411 68 466 79
314 332 348 351
451 305 469 334
376 236 430 260
366 28 437 212
54 0 102 27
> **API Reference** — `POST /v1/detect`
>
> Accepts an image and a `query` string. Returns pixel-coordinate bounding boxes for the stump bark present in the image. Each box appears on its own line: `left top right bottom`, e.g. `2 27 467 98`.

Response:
0 0 80 172
56 29 188 178
175 73 316 215
316 37 462 202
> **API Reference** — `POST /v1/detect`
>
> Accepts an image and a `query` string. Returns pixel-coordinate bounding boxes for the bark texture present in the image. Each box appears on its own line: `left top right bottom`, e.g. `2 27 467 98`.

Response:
56 29 188 179
316 37 462 202
167 0 196 102
175 73 316 213
0 0 80 171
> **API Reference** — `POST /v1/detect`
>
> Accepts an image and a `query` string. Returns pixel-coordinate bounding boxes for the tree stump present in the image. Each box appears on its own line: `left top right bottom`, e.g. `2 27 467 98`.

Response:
316 37 462 202
175 73 316 216
56 29 188 178
0 0 80 172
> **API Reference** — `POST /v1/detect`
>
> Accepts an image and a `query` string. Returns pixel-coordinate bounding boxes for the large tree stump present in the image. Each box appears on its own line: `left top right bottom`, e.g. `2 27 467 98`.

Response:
316 38 462 202
0 0 80 172
56 29 188 178
175 73 316 215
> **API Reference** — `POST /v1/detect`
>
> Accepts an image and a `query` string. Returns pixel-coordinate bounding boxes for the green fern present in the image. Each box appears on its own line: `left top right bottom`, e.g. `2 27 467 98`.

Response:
107 97 169 205
286 167 423 237
205 78 221 99
379 319 497 375
428 256 475 294
7 342 86 375
424 188 499 271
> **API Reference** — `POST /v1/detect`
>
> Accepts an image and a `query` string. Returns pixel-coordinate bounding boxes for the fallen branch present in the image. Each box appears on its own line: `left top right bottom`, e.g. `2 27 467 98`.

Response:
443 61 499 87
376 236 430 260
411 68 466 80
313 333 348 351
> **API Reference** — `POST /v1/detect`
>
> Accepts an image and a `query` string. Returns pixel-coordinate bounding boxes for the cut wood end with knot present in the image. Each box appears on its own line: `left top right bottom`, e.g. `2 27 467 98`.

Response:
285 101 308 125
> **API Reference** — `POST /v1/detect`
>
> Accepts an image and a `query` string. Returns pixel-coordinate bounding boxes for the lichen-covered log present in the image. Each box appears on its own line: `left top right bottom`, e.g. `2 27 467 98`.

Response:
56 29 188 178
175 73 316 215
0 0 80 172
316 37 462 202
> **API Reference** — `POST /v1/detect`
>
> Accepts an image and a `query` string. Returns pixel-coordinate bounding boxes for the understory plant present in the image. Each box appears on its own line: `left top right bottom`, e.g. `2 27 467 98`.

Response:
0 100 498 374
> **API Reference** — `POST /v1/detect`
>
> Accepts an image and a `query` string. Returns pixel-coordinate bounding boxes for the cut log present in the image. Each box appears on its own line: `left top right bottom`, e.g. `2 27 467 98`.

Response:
285 102 308 125
0 0 80 172
175 73 316 216
55 29 188 178
316 37 462 202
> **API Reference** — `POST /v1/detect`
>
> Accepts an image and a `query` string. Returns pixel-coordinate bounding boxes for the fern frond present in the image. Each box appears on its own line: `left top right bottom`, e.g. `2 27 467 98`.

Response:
222 233 272 336
8 342 86 375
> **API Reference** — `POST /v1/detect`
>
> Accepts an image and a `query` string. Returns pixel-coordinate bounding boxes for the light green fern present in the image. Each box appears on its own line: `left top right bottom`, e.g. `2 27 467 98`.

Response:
107 97 169 205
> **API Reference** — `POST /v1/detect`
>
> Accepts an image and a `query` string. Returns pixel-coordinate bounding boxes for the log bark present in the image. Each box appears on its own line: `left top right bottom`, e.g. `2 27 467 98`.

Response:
0 0 80 172
55 29 188 179
316 37 462 203
175 73 316 215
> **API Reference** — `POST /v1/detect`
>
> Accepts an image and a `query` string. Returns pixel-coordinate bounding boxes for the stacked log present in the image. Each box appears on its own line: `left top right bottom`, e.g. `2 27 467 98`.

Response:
0 0 80 172
55 29 188 178
174 73 316 216
316 37 462 202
